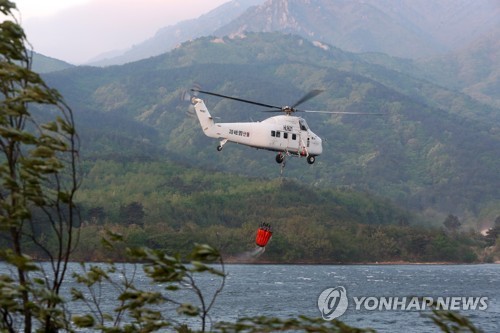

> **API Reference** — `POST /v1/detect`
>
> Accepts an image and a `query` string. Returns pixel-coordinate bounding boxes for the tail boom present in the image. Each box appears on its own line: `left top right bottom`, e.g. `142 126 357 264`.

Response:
192 98 217 138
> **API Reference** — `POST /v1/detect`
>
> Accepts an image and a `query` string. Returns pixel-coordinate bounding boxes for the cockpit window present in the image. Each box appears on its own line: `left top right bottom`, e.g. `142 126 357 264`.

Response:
299 119 309 131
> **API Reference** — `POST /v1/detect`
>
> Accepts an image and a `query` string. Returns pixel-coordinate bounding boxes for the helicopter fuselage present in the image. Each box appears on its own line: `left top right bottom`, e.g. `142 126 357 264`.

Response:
193 97 322 163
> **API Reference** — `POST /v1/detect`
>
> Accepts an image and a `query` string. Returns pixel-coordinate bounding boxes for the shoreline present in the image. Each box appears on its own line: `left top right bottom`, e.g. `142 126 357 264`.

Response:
222 259 500 265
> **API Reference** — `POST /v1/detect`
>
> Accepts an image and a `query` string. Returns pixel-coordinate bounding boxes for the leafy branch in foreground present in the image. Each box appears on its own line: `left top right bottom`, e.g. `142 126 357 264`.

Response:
426 308 483 333
71 232 225 332
214 316 375 333
1 0 80 332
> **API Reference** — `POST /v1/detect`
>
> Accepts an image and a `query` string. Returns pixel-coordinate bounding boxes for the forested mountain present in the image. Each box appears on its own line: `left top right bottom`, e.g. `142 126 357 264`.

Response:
88 0 499 113
415 24 500 108
355 23 500 109
43 32 500 227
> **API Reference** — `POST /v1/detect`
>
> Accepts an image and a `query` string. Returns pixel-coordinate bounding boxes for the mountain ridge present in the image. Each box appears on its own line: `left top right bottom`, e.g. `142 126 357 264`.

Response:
91 0 499 66
84 0 499 108
32 51 74 73
88 0 264 66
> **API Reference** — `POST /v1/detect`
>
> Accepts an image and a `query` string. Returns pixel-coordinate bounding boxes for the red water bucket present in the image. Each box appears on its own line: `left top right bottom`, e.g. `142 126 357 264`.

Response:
256 227 272 247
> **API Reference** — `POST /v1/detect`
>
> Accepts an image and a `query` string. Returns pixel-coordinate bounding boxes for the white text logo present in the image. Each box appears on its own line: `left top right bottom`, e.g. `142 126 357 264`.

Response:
317 286 348 320
353 296 488 311
318 287 489 320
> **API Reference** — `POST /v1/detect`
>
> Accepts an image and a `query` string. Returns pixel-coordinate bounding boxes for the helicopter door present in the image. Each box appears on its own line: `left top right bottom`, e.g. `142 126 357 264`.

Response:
298 119 310 155
285 131 299 152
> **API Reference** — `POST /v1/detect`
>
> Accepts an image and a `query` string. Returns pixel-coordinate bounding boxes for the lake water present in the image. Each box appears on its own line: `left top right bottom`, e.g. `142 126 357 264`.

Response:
1 263 499 332
214 264 499 332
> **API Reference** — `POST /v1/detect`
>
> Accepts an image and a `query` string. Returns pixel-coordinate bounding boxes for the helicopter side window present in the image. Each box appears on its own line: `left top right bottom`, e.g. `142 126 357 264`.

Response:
276 131 281 138
292 134 297 140
271 130 276 137
299 119 309 131
283 132 288 139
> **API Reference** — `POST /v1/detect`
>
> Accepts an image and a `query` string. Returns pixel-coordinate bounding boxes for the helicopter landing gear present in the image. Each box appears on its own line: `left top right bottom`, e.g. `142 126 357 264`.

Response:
307 155 316 164
217 139 228 151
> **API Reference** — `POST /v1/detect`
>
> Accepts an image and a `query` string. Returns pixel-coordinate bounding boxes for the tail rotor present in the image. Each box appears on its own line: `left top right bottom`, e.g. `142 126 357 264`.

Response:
180 83 202 117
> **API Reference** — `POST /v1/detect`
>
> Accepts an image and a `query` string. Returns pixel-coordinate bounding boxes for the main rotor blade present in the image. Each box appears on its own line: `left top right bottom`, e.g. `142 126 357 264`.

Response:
300 110 386 115
291 89 324 109
191 89 282 110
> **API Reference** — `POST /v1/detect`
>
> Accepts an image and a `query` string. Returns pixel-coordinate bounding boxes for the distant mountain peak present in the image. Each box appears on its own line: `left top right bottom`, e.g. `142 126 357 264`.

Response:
216 0 499 59
258 0 299 29
90 0 499 66
219 0 310 36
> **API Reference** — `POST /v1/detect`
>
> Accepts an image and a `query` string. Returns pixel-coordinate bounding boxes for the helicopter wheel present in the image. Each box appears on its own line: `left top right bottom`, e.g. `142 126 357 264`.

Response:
307 156 315 164
276 153 284 164
217 145 223 151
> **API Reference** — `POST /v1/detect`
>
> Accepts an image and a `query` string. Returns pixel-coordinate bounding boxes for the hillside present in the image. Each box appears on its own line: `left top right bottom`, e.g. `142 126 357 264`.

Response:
416 24 500 108
32 51 74 73
43 32 500 225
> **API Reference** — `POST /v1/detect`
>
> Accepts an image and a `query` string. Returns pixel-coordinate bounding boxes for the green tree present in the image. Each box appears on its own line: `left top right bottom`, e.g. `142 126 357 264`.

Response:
0 1 79 331
86 206 106 225
119 201 145 227
484 216 500 246
443 214 461 232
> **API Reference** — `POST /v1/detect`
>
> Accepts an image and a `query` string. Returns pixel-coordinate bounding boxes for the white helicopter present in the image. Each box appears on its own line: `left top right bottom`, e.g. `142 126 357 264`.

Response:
190 89 380 165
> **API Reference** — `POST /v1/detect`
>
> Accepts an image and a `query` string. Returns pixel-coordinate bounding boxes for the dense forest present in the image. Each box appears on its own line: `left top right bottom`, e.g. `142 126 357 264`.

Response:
62 160 496 263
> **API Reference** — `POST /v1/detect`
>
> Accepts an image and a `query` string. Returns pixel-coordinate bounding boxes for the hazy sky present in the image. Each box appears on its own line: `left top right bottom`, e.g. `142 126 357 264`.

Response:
15 0 230 64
